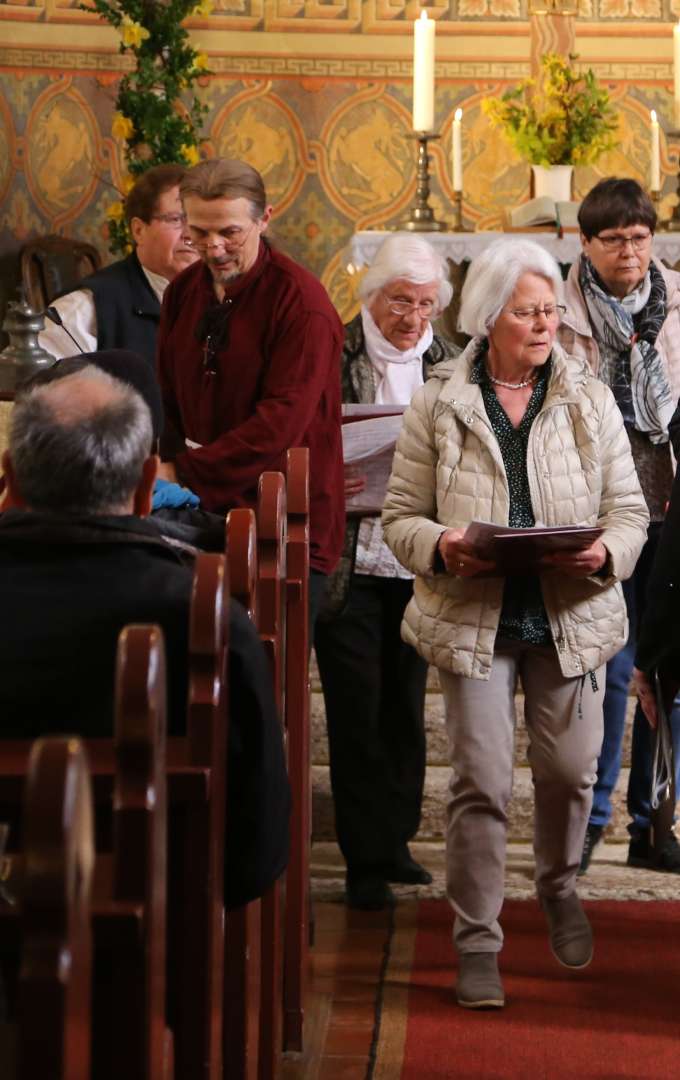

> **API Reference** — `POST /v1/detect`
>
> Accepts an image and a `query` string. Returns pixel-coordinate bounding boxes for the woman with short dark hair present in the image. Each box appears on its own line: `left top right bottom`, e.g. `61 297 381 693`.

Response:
559 176 680 877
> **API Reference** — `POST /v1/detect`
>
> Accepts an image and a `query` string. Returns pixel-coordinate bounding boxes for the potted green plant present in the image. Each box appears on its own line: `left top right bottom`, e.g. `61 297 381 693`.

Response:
482 53 619 201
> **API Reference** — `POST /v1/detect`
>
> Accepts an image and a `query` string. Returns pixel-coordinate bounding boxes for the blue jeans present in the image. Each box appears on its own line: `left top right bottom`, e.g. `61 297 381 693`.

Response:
589 523 680 834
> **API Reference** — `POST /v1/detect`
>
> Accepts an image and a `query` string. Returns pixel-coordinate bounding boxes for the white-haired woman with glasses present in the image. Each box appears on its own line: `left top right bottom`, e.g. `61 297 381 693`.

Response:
382 238 648 1007
557 177 680 879
314 233 459 912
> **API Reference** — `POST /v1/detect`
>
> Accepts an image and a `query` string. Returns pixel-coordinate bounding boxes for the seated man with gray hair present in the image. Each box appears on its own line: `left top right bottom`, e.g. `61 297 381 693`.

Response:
0 364 290 909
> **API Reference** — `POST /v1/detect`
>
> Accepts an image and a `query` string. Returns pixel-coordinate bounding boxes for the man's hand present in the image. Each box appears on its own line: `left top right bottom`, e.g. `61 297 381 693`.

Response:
542 539 608 578
157 461 178 484
344 466 366 499
437 528 496 577
633 667 657 730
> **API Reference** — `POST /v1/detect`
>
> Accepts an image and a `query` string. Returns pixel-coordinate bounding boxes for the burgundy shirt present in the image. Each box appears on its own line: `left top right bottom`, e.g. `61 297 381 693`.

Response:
157 240 345 574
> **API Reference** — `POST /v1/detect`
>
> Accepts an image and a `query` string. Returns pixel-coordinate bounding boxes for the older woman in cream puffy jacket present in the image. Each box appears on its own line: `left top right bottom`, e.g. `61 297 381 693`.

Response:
382 238 648 1011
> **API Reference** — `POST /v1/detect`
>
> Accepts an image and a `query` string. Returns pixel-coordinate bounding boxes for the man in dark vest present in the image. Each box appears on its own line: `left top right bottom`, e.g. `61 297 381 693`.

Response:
39 164 197 367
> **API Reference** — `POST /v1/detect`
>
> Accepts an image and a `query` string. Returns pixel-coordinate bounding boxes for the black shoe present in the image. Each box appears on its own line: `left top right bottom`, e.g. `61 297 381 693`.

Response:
345 872 394 911
382 851 433 886
627 829 680 873
577 824 604 877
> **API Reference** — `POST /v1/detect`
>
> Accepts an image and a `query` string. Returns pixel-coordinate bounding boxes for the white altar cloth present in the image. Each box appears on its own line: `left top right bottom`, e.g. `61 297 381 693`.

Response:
347 230 680 271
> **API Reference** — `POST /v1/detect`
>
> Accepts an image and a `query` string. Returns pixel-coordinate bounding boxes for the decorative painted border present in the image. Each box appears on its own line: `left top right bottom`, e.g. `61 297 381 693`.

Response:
1 45 675 81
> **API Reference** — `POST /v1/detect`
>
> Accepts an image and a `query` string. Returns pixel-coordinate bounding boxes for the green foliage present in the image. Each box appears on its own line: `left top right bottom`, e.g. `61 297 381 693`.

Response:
84 0 212 254
482 53 619 168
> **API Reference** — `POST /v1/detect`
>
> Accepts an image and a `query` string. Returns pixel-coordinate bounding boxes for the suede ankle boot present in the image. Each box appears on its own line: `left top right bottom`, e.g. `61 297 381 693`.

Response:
456 952 505 1009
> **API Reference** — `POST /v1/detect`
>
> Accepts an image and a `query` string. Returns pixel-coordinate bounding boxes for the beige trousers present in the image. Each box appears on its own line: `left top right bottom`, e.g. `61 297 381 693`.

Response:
438 642 605 953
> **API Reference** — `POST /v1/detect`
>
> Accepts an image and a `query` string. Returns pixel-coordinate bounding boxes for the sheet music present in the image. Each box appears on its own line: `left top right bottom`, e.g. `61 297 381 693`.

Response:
342 413 405 514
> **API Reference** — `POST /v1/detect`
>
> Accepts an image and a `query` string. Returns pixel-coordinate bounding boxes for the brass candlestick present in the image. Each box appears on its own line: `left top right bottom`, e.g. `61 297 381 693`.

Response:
451 190 470 233
659 129 680 232
404 132 446 232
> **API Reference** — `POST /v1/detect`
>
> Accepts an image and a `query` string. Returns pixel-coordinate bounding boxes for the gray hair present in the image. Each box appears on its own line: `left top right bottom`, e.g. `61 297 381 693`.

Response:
458 239 564 336
10 366 153 516
358 233 453 313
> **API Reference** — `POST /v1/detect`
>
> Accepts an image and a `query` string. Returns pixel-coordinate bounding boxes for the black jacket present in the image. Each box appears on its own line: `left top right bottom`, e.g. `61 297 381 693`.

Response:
635 467 680 688
80 251 161 367
0 510 289 908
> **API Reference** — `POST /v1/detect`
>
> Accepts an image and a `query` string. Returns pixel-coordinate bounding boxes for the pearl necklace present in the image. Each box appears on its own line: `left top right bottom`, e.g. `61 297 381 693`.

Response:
486 368 536 390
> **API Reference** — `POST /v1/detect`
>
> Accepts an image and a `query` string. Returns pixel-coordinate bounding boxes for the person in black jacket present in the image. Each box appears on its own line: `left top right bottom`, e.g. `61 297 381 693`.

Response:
634 462 680 728
38 164 197 367
0 364 289 908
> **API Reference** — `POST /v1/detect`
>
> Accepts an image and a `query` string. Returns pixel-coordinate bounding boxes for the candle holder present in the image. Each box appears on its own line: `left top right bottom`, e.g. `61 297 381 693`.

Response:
658 131 680 231
451 190 471 233
404 132 446 232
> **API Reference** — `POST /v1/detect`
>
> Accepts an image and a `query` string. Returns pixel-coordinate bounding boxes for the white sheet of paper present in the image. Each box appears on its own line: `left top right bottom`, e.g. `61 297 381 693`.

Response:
342 413 406 514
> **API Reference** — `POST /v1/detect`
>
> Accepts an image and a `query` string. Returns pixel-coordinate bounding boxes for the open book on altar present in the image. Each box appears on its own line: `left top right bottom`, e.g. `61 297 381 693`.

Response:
504 197 581 232
463 521 603 574
341 404 406 515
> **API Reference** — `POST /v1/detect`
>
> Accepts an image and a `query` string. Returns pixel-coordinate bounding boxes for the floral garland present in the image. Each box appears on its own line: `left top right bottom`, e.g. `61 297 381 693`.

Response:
87 0 213 254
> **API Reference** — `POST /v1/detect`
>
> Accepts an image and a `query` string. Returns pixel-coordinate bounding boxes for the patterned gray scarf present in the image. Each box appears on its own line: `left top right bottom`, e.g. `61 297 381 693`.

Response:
579 255 674 445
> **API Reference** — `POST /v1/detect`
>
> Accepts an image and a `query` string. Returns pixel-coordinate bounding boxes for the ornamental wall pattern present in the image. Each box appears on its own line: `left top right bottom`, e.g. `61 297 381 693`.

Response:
7 0 680 23
2 12 680 320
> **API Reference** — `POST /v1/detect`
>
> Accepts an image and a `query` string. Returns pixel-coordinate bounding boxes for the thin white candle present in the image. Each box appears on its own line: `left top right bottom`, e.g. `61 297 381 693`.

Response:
650 109 660 192
674 22 680 128
452 108 463 191
413 11 435 133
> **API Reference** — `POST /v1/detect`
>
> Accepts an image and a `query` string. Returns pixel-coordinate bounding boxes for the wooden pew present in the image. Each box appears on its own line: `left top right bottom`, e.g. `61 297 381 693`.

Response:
94 623 170 1080
18 735 94 1080
224 507 261 1080
255 471 287 1080
282 448 310 1053
166 551 228 1080
0 623 169 1080
0 551 230 1080
225 459 312 1076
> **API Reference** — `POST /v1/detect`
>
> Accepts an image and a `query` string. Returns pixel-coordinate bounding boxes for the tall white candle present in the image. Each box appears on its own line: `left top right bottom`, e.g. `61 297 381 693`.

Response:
452 108 463 192
650 109 660 192
674 22 680 129
412 11 435 133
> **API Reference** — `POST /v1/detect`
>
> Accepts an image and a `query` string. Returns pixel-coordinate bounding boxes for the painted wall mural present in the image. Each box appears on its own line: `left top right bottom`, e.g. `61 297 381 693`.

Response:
2 5 680 321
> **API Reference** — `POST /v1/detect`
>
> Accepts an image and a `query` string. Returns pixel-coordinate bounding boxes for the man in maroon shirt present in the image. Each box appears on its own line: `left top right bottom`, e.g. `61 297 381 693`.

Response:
157 158 345 617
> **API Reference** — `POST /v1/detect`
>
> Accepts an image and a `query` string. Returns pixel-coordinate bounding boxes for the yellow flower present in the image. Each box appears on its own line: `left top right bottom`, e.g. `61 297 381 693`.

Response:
111 112 135 141
120 173 136 195
107 201 125 222
120 14 150 49
192 52 209 72
192 0 214 14
181 144 200 167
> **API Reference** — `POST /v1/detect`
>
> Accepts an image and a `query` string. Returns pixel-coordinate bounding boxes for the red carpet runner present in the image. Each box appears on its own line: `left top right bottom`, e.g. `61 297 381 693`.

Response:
373 899 680 1080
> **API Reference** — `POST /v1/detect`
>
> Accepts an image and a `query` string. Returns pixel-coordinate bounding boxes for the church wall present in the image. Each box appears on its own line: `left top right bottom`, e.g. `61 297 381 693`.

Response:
1 0 680 326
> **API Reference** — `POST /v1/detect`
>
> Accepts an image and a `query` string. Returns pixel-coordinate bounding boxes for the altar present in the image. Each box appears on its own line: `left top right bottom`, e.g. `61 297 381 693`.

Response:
348 231 680 274
347 231 680 344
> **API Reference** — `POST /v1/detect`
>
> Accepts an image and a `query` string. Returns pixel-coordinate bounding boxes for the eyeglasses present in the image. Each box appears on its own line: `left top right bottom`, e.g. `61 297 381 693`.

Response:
151 212 188 228
188 222 256 250
508 304 566 324
384 297 437 318
593 231 652 252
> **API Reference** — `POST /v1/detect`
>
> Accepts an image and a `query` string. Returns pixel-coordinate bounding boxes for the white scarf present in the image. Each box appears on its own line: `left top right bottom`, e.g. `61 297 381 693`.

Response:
361 305 432 405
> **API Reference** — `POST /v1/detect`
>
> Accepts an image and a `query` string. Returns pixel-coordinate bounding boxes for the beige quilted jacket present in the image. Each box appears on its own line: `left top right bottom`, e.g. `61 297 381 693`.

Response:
382 339 649 681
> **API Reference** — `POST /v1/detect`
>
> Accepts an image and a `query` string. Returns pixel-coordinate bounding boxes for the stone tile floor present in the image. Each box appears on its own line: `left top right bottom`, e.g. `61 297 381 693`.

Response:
311 840 680 903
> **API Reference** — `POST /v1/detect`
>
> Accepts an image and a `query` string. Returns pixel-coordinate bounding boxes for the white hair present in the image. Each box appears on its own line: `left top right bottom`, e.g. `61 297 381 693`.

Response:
458 239 564 336
358 233 453 313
